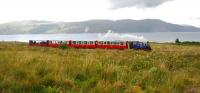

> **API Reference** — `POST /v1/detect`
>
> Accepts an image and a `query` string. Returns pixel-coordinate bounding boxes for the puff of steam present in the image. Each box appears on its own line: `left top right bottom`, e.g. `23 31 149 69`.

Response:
98 30 147 42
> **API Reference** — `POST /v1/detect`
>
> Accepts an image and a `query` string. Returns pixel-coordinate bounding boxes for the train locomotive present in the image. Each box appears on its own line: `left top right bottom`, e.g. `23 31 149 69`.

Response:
29 40 151 50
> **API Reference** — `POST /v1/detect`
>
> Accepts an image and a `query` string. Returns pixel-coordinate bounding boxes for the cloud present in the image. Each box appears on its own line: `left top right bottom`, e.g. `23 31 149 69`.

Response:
109 0 173 9
190 17 200 20
196 18 200 20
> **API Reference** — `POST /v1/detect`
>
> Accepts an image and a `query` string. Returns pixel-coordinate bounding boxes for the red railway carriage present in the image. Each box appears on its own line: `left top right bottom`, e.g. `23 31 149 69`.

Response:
70 41 97 49
96 41 127 49
29 40 128 49
29 40 151 50
29 40 49 47
29 40 69 47
48 40 70 48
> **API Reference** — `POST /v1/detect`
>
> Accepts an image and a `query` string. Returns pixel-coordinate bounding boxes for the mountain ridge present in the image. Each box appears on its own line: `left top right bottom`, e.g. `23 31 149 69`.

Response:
0 19 200 34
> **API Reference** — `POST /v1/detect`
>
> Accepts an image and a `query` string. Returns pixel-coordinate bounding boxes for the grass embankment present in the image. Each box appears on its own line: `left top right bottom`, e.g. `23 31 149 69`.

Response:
0 42 200 93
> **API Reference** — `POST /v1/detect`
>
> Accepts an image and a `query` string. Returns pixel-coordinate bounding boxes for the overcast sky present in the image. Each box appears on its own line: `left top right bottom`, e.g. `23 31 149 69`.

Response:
0 0 200 27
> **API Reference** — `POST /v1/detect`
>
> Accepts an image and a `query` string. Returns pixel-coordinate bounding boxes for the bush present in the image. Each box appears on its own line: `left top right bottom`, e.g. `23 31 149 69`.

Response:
175 38 180 44
59 45 68 49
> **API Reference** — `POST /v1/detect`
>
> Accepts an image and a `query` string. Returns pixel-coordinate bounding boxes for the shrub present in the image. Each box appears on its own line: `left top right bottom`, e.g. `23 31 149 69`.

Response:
175 38 180 44
59 45 68 49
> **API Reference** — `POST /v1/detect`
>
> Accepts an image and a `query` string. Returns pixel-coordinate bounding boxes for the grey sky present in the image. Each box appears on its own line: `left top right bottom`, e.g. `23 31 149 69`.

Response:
109 0 173 9
0 0 200 27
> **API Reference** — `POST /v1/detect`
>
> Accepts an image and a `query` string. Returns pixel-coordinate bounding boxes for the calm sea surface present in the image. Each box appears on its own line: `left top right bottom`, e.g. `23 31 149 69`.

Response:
0 32 200 43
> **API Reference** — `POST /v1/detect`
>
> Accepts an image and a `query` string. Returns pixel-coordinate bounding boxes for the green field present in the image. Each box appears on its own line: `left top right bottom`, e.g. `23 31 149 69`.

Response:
0 42 200 93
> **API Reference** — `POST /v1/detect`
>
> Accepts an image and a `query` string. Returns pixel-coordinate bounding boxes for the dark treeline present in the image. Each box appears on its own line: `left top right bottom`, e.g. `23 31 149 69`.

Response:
175 38 200 45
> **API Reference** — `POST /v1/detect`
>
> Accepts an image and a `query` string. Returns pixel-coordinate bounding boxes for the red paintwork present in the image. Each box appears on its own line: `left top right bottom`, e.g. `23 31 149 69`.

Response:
70 43 96 49
48 44 61 48
29 40 129 49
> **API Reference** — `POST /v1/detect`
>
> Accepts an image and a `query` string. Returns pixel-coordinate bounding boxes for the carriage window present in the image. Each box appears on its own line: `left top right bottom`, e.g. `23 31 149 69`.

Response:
54 41 57 44
110 42 113 45
72 41 76 44
58 41 61 44
57 41 60 44
40 41 46 44
58 41 62 44
113 42 117 45
107 41 110 45
60 41 64 44
65 41 68 44
90 41 93 44
48 41 51 44
100 41 103 45
120 42 124 45
62 41 67 44
84 41 87 44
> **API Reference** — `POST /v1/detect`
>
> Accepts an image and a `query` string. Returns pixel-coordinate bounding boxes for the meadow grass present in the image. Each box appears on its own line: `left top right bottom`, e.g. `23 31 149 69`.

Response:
0 42 200 93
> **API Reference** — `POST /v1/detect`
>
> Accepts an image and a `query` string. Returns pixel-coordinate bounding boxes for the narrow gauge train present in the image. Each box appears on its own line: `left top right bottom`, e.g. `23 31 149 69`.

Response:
29 40 151 50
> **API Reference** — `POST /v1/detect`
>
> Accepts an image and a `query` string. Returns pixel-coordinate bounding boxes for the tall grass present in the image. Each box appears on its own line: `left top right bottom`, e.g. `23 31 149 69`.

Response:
0 42 200 93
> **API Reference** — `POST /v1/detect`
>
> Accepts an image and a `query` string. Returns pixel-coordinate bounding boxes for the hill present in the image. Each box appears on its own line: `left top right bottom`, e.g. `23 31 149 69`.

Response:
0 19 200 34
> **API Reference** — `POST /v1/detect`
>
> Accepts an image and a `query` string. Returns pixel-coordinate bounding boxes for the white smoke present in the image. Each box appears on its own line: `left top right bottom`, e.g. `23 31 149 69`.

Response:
98 30 147 42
